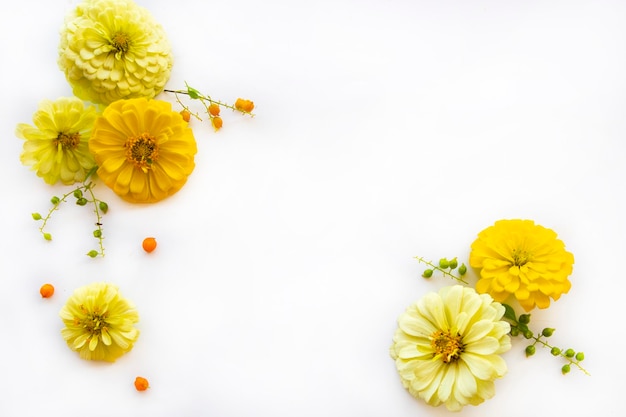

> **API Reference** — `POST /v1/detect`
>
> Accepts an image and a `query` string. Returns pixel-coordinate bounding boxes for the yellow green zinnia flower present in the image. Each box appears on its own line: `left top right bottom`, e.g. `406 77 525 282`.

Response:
469 219 574 311
89 98 197 203
60 282 139 362
16 97 98 185
58 0 173 105
390 285 511 412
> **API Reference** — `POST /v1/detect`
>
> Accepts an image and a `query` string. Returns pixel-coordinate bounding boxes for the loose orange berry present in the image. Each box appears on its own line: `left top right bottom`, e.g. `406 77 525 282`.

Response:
180 109 191 122
40 283 54 298
142 237 157 253
235 98 254 113
212 116 223 131
134 376 150 391
208 103 220 116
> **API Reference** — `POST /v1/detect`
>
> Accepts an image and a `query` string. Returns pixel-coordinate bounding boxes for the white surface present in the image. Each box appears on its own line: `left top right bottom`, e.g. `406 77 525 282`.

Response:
0 0 623 416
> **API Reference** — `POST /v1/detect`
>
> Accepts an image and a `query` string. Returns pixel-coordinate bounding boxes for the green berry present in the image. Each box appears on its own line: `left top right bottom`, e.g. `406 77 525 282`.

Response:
458 264 467 275
438 258 449 269
31 213 42 221
448 258 458 269
575 352 585 361
50 196 60 205
422 269 433 278
541 328 555 337
73 189 83 199
510 327 520 337
93 229 102 238
550 347 561 356
87 250 99 258
518 314 531 324
76 197 88 206
523 330 534 339
561 364 571 374
43 233 52 241
99 201 109 214
525 345 536 357
564 348 575 358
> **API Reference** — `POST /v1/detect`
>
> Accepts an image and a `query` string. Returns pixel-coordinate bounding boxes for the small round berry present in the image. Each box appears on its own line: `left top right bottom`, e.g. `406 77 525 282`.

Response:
525 345 536 357
458 264 467 275
87 250 99 258
438 258 449 269
212 116 223 131
142 237 157 253
561 364 571 374
448 258 458 269
180 109 191 122
31 213 42 221
40 283 54 298
208 103 220 116
518 314 531 324
564 348 575 358
99 201 109 213
422 269 433 278
134 376 150 391
541 327 555 337
550 347 561 356
575 352 585 361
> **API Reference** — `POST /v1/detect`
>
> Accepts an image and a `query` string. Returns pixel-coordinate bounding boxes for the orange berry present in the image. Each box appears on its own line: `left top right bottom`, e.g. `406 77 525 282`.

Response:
235 98 254 113
142 237 157 253
212 116 223 131
180 109 191 122
208 103 220 116
134 376 150 391
40 283 54 298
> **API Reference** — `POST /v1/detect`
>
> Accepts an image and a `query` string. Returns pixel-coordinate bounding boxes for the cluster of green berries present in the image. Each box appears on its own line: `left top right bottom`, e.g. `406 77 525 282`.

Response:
31 178 109 258
504 307 588 375
417 256 468 284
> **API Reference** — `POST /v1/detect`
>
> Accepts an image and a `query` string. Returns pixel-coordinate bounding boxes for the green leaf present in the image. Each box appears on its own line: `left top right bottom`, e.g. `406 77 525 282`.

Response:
502 303 518 323
186 84 202 100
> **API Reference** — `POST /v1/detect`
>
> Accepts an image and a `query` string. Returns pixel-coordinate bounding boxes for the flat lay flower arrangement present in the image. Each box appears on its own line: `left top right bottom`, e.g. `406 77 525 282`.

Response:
15 0 590 412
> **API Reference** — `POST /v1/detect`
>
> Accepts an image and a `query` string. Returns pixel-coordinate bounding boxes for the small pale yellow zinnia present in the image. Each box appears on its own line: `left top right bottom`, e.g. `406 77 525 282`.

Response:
390 285 511 412
469 219 574 311
16 97 98 185
89 98 197 203
60 282 139 362
58 0 173 105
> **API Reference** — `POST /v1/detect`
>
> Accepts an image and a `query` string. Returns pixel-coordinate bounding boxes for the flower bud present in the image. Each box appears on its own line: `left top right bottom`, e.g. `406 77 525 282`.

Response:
43 233 52 241
561 364 571 374
525 345 536 357
458 264 467 275
518 314 531 324
541 328 555 337
99 201 109 214
76 197 88 206
523 330 534 339
422 269 433 278
87 250 98 258
448 258 458 269
73 189 83 199
50 196 60 205
93 229 102 238
510 327 520 337
575 352 585 361
438 258 449 269
32 212 42 221
550 347 561 356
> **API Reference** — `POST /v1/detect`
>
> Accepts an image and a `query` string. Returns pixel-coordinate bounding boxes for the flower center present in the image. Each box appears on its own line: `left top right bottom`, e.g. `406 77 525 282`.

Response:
76 305 109 338
431 329 464 363
511 248 532 266
111 32 131 54
54 132 80 150
125 133 159 172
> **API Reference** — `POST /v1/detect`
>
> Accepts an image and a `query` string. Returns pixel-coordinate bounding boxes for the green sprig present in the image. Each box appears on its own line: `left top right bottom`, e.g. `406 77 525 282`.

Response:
31 167 108 257
502 304 589 375
415 256 469 285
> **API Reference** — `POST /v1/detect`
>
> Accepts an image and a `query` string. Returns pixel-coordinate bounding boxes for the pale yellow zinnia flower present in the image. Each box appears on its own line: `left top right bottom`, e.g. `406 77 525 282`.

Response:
89 98 197 203
60 282 139 362
16 97 98 185
469 219 574 311
58 0 173 105
390 285 511 412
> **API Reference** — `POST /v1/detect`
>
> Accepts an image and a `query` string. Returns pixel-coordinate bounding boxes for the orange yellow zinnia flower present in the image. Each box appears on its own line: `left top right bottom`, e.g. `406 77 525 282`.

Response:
89 98 197 203
469 219 574 311
60 282 139 362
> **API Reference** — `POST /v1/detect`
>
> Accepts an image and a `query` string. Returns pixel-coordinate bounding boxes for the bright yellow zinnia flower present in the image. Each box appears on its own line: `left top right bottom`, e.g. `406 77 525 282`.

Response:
58 0 173 105
390 285 511 412
16 97 98 185
469 219 574 311
89 98 197 203
60 282 139 362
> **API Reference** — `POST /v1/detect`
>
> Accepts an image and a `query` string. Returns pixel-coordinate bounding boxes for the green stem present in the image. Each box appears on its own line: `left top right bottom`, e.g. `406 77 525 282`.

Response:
414 256 469 284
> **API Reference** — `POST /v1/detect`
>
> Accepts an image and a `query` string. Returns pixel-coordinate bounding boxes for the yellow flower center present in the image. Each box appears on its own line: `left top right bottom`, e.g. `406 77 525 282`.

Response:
111 32 131 54
54 132 80 150
125 133 159 172
511 248 532 266
76 305 109 339
431 330 464 363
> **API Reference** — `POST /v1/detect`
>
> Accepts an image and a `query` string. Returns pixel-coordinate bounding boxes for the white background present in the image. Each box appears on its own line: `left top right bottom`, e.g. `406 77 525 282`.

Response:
0 0 624 416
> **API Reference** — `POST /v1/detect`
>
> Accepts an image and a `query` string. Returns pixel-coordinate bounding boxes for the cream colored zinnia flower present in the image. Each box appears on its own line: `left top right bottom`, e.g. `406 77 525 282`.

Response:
60 282 139 362
58 0 173 105
390 285 511 412
469 219 574 311
89 98 197 203
16 97 98 185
